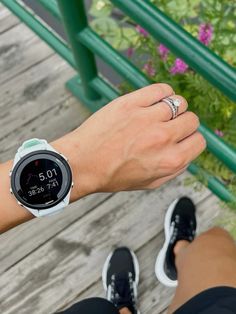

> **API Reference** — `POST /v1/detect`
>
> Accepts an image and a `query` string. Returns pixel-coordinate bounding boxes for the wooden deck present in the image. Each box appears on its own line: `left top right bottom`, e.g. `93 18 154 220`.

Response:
0 6 226 314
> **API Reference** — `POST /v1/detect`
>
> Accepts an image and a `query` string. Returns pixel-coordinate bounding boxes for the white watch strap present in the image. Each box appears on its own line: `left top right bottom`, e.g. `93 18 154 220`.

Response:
13 138 56 166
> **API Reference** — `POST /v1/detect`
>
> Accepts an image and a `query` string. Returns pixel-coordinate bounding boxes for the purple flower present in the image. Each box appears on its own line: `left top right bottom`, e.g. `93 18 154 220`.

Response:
158 44 169 60
215 129 224 137
143 62 156 77
170 58 188 75
136 25 148 37
198 23 213 46
127 47 134 58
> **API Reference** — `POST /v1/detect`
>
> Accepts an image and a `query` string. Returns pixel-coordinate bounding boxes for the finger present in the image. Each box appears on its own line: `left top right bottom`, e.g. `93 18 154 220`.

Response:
166 111 200 142
148 95 188 122
176 131 206 167
146 166 188 189
115 83 174 108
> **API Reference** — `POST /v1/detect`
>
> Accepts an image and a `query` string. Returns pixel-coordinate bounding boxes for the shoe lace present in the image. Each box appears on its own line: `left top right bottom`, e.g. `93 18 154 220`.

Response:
110 272 136 312
171 215 195 243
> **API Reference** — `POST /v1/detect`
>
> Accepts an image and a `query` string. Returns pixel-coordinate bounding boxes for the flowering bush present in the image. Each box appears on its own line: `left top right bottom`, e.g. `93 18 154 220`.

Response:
89 0 236 203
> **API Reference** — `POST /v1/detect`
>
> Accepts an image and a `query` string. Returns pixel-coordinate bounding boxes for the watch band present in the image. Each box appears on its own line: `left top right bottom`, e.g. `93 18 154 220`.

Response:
13 139 56 166
12 138 71 217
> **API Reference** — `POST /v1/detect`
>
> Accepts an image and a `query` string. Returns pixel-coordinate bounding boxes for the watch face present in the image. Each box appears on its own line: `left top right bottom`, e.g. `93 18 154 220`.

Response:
11 151 72 210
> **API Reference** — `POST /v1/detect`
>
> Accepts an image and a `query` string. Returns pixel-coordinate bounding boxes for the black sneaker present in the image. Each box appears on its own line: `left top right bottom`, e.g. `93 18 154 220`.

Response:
155 197 197 287
102 247 140 314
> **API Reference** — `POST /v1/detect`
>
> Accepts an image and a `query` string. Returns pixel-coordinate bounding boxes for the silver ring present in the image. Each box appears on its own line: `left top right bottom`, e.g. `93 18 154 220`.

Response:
162 97 181 119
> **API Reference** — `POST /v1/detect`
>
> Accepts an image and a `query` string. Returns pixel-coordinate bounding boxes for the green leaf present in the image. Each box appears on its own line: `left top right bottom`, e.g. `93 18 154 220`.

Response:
89 0 112 18
90 17 119 36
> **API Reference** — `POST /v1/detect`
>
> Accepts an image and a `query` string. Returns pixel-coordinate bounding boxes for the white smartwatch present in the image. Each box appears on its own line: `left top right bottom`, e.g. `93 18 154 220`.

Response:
10 139 73 217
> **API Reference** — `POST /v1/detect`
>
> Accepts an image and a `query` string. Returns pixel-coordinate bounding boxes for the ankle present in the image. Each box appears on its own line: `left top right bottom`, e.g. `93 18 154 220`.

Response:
174 240 190 256
119 307 132 314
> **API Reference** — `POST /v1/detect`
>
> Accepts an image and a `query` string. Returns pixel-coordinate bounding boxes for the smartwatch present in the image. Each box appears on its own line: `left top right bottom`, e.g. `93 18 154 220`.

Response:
10 139 73 217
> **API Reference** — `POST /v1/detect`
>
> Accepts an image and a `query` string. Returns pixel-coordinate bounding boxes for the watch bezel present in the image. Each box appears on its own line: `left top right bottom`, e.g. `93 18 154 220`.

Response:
11 150 72 210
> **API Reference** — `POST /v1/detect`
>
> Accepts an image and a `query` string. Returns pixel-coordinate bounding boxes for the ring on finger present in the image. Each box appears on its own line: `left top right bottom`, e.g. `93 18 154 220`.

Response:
162 97 181 119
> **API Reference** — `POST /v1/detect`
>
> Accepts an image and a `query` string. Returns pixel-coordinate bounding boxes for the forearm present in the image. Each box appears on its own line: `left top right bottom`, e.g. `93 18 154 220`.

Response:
0 130 89 233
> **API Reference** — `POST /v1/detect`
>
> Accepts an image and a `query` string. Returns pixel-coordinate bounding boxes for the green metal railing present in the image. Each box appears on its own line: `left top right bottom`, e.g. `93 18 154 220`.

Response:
2 0 236 204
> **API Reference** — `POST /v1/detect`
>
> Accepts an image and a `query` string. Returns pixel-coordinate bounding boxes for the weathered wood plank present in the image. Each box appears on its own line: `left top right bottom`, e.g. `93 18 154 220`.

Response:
0 193 111 275
0 173 210 314
0 22 54 85
0 49 88 162
66 194 224 314
0 94 90 162
0 4 20 34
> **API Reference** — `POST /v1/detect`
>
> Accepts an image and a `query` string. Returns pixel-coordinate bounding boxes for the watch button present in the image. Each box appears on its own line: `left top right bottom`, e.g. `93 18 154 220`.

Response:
9 170 12 177
17 201 23 207
10 188 13 194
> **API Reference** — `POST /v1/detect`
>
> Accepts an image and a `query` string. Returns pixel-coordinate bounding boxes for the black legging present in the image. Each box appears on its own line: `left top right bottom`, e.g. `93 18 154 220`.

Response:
58 297 119 314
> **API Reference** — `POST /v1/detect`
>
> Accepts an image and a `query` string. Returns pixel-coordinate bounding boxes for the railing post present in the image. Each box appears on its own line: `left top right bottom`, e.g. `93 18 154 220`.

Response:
57 0 101 101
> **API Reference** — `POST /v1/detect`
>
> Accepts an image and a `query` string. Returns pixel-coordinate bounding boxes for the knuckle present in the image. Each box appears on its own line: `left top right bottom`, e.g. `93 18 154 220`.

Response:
157 128 171 145
176 95 188 108
196 132 207 149
188 111 200 127
167 155 184 171
175 95 188 111
154 83 174 97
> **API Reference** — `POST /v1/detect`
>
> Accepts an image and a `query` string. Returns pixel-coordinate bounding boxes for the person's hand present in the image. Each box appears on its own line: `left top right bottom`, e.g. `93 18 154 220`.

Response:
54 83 206 198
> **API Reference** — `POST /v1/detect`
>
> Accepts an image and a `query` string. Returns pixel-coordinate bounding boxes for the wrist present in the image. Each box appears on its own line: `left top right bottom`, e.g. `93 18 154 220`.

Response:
0 161 34 232
51 131 98 202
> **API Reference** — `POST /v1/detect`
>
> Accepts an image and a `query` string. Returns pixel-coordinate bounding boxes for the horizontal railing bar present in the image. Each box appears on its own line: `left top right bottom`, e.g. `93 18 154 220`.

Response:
78 28 150 89
2 0 75 68
189 163 236 204
199 124 236 173
111 0 236 102
90 76 120 101
37 0 61 21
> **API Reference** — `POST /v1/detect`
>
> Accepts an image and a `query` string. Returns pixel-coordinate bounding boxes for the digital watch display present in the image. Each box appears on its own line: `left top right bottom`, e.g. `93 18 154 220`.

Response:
11 151 72 210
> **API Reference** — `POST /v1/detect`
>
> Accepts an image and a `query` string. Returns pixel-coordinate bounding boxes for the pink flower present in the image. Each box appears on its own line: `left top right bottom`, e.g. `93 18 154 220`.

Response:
136 25 148 37
215 129 224 137
158 44 169 60
198 23 213 46
143 62 156 77
127 47 134 58
170 58 188 75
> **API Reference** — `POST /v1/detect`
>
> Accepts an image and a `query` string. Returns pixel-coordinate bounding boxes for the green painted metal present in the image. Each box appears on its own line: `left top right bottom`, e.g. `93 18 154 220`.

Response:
2 0 236 204
38 0 61 21
57 0 101 101
189 164 236 204
66 76 108 112
199 124 236 173
78 28 150 88
90 76 120 101
111 0 236 103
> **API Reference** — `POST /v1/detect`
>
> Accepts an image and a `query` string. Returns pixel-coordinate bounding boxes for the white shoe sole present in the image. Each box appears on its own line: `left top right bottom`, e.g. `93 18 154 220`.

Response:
102 248 140 313
155 198 179 287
